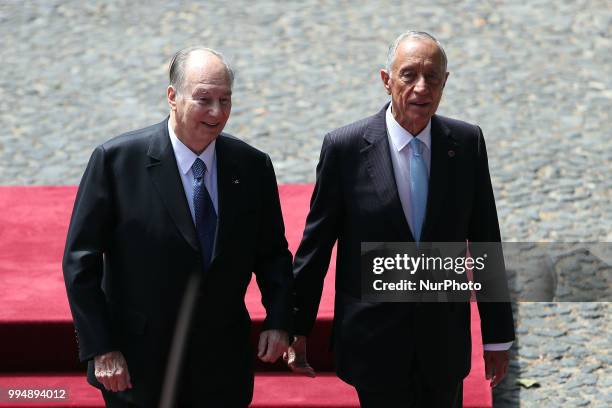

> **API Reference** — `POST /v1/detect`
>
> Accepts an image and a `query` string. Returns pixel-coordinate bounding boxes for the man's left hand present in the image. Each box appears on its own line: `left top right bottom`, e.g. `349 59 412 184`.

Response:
257 329 289 363
484 350 509 387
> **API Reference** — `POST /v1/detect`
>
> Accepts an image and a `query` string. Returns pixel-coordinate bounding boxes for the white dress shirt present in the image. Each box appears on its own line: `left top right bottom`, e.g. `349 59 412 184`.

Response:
385 104 512 352
386 103 432 236
168 122 219 223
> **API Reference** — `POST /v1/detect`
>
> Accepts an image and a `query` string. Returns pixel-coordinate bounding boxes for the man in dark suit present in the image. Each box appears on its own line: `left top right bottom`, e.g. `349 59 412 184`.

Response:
63 47 293 407
287 31 515 407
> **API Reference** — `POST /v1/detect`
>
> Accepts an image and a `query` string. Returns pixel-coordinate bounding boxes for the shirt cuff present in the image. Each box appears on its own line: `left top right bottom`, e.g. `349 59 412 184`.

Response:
483 341 513 351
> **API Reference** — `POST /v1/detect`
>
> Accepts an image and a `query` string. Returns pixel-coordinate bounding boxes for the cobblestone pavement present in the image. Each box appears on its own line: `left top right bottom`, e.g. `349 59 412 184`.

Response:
1 1 610 406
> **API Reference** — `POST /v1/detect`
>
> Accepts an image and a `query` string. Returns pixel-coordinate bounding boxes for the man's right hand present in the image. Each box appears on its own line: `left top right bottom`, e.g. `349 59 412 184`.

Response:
94 351 132 392
284 335 316 377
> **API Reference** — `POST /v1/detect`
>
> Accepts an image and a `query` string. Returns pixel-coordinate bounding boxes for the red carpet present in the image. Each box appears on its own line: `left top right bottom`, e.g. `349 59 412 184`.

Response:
0 186 491 407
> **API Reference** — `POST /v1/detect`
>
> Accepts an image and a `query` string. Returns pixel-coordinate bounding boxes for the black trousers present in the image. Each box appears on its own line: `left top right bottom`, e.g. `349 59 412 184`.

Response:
356 378 462 408
101 390 138 408
101 388 250 408
100 327 252 408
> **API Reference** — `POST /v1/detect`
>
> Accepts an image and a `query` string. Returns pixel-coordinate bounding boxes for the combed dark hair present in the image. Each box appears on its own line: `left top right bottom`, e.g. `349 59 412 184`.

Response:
168 46 234 93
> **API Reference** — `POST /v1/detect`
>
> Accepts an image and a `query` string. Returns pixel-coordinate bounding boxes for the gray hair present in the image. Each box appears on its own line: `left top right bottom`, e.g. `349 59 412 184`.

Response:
385 31 447 73
168 46 235 93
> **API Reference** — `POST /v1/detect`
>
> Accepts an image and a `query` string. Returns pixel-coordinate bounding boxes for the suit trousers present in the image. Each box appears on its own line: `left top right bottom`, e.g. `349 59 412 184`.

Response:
101 390 138 408
102 387 250 408
355 355 463 408
357 382 462 408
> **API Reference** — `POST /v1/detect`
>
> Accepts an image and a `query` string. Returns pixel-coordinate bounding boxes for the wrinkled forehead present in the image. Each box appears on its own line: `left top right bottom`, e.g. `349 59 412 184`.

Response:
393 38 446 71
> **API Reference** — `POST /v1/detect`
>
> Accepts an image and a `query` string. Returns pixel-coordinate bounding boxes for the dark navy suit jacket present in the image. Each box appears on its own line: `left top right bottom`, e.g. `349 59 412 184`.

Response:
63 119 293 405
293 104 515 389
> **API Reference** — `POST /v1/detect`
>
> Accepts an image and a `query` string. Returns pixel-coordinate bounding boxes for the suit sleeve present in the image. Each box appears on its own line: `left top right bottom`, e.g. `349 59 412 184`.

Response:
253 154 294 331
469 127 516 344
62 146 115 361
292 134 342 336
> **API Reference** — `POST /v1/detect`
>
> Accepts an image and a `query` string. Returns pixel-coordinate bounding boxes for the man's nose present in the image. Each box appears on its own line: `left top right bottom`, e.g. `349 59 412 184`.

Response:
208 101 223 117
413 75 428 93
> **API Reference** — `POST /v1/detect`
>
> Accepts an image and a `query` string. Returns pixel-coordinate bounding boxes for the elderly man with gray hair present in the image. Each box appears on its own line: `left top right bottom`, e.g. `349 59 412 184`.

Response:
63 46 293 407
288 31 515 407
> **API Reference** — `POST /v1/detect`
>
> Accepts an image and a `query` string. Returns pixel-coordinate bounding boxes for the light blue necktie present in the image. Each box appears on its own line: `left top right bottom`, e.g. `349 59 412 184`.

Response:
192 158 217 272
409 137 428 242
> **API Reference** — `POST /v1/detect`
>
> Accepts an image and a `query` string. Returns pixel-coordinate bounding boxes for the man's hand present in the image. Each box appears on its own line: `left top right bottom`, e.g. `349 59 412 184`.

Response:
94 351 132 392
484 350 509 387
284 335 315 377
258 330 289 363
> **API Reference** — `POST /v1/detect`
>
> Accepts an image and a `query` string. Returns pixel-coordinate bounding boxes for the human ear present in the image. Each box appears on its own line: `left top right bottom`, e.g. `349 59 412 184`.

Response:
380 69 391 95
167 86 177 111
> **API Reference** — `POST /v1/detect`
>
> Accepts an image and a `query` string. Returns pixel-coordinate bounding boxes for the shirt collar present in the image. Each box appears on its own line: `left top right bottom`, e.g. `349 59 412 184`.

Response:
385 103 432 152
168 121 216 176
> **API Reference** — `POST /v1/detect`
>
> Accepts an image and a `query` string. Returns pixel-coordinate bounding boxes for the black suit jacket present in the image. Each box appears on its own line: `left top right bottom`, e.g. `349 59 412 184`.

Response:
293 104 515 390
62 119 293 406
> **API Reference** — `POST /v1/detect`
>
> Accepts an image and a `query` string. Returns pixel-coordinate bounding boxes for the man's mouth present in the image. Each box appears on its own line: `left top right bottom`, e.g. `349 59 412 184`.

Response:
201 121 219 128
409 101 431 107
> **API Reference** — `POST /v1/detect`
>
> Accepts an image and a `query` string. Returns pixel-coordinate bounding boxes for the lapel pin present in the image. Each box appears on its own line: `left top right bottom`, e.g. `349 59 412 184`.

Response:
448 150 455 157
233 178 240 184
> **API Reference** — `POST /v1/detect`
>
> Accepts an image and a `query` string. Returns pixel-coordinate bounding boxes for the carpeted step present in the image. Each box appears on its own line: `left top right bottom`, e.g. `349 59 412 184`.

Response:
0 370 493 408
252 373 358 407
0 373 101 407
0 186 333 372
0 186 491 407
0 373 359 408
0 317 333 373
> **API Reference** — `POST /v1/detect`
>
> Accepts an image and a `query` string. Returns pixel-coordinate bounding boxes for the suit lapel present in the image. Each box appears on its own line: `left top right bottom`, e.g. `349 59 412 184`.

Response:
146 120 200 252
420 115 457 242
210 134 243 264
362 106 414 241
